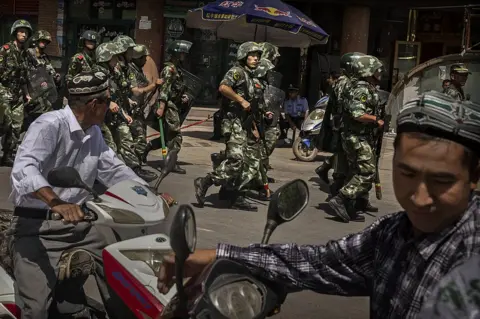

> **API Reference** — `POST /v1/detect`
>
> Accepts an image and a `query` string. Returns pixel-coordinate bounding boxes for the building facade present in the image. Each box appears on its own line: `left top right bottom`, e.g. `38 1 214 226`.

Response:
0 0 478 106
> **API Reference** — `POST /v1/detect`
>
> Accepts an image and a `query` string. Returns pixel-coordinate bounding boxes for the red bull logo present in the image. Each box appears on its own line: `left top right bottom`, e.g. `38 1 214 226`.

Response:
254 5 291 17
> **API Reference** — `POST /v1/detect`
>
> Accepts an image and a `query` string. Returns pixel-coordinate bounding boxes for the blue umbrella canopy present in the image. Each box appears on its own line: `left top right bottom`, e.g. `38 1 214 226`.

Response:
186 0 329 48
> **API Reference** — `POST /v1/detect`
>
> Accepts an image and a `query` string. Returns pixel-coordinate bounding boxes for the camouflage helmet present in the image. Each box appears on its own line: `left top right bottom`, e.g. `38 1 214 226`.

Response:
340 52 366 77
259 42 280 62
114 35 136 53
30 30 52 44
351 55 383 78
132 44 150 59
450 63 471 75
10 19 33 36
166 40 192 55
95 41 122 63
237 42 262 61
79 30 99 48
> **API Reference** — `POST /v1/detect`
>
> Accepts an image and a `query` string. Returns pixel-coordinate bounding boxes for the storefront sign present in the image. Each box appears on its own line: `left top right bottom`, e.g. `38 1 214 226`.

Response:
117 0 136 9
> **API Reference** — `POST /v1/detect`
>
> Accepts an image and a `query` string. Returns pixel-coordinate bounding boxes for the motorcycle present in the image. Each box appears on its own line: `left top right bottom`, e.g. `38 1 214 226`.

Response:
100 178 309 318
0 151 179 319
292 95 329 162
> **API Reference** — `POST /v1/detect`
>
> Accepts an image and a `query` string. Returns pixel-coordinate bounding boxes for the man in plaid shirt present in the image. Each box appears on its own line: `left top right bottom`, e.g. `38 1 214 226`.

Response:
158 91 480 318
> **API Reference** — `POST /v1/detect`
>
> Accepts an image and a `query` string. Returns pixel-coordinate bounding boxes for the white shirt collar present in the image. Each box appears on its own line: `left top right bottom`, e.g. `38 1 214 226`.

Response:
64 105 83 133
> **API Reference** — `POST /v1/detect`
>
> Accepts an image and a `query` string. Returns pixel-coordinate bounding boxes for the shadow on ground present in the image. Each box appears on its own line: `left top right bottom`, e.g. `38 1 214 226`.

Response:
182 130 223 142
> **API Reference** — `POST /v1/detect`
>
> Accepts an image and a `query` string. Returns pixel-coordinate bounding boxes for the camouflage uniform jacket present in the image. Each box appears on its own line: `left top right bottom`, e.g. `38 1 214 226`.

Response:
127 62 149 110
342 79 379 137
158 62 184 107
110 62 132 110
66 51 95 83
24 48 60 87
220 64 256 115
0 41 27 98
331 75 352 130
443 83 465 101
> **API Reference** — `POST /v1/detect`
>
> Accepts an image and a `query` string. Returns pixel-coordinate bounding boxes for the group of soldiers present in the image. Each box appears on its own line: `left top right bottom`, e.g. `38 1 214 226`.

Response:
0 20 61 166
0 19 195 182
194 41 283 212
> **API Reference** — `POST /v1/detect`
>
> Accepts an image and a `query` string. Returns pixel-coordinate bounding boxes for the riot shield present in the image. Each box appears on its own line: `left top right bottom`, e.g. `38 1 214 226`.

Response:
267 70 283 88
264 84 285 126
26 64 58 104
179 68 203 125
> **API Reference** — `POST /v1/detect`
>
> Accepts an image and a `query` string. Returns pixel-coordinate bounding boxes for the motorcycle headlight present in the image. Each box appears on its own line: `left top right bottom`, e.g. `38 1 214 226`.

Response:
121 249 166 273
209 280 263 319
309 111 324 121
96 204 145 224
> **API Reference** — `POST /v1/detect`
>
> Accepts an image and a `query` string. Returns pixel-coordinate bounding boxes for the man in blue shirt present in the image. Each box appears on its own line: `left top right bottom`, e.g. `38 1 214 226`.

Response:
284 84 308 139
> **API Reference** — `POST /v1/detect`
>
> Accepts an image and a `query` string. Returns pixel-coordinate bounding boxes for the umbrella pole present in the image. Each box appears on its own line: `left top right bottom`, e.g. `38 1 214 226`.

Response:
254 24 258 42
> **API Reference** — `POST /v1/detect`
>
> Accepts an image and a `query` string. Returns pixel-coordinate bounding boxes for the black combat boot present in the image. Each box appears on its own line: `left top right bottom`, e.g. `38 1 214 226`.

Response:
194 176 213 207
355 198 379 213
173 164 186 174
141 142 153 164
328 193 365 223
0 154 14 167
315 162 331 185
229 192 258 212
134 167 158 183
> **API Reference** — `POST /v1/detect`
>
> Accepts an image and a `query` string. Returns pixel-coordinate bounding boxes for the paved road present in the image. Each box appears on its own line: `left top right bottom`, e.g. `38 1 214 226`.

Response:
0 128 401 318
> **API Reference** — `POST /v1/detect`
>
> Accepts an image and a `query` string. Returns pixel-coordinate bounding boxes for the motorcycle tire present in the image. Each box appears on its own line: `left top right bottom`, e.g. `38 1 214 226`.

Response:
292 136 318 162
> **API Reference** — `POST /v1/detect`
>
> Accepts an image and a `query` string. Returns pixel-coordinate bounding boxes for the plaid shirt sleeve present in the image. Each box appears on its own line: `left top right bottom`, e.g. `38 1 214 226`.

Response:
216 216 391 296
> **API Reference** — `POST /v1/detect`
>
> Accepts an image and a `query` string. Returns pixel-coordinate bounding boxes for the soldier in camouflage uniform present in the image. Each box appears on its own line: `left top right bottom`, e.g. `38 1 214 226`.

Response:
194 42 264 211
95 41 157 182
328 55 384 223
127 44 164 164
147 40 193 174
443 64 470 101
22 30 61 130
66 30 99 82
0 19 32 166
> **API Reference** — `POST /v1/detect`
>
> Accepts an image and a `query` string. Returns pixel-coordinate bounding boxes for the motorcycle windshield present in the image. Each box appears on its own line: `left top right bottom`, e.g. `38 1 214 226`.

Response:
387 53 480 133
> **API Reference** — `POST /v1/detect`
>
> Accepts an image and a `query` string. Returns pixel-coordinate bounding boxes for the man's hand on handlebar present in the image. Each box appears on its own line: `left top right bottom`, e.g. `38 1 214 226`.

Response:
50 200 84 224
157 249 216 294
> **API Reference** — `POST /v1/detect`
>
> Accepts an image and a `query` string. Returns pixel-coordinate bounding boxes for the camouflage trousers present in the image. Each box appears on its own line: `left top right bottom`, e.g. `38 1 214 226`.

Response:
164 101 182 153
108 118 141 169
240 137 263 189
100 122 117 153
130 115 148 160
330 148 349 195
0 98 8 136
339 133 375 200
208 117 247 187
2 100 24 160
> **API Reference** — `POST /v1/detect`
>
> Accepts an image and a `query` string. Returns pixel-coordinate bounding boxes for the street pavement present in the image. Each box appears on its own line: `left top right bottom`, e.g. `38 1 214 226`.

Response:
0 127 401 318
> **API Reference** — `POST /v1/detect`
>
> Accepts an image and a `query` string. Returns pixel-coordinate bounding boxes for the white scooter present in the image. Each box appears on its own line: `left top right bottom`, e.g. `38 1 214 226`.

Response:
292 95 328 162
99 178 309 318
0 151 179 318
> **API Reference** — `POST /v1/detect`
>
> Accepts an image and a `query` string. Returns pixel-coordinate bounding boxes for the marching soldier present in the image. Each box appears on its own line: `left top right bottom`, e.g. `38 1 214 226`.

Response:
443 64 470 101
127 44 164 164
329 55 384 223
95 41 157 182
194 41 264 212
66 30 99 82
0 19 32 166
145 40 193 174
23 30 61 130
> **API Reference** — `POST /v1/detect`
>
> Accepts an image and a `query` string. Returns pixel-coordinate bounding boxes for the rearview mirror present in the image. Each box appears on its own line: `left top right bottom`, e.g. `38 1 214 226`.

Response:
153 150 178 193
47 167 85 189
261 179 309 244
162 150 178 176
47 167 101 202
170 204 197 312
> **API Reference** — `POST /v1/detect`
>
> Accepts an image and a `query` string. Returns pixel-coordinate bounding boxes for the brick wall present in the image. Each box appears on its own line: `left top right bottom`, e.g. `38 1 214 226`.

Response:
37 0 60 57
135 0 165 67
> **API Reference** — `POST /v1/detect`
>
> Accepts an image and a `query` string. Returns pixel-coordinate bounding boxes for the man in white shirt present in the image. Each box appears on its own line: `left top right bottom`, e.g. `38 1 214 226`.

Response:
8 71 147 318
